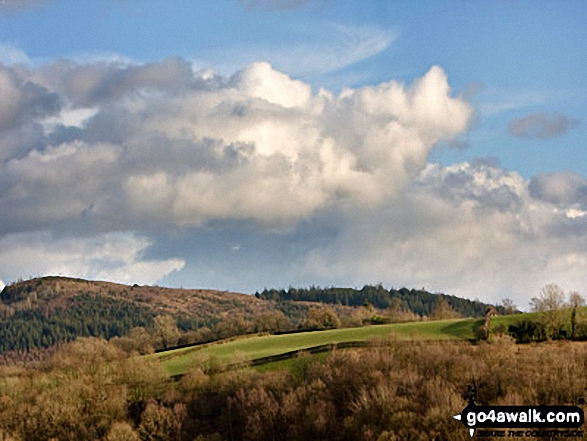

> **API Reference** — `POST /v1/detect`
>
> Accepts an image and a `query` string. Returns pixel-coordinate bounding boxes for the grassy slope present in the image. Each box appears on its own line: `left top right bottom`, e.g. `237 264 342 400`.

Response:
159 317 482 376
158 307 587 377
490 312 531 330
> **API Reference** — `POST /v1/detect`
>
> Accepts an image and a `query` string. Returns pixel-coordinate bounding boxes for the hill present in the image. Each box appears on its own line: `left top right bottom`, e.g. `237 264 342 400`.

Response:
0 276 266 317
0 276 501 356
0 276 276 354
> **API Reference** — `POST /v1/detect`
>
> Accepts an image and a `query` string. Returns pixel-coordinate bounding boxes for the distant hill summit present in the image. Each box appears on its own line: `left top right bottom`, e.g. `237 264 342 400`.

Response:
1 275 264 316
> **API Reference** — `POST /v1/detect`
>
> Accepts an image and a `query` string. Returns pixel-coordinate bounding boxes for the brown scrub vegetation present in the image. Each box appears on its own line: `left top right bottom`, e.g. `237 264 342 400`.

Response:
1 336 586 440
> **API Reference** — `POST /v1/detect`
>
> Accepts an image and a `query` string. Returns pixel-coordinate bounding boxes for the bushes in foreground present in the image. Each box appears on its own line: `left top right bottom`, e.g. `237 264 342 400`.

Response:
2 337 587 440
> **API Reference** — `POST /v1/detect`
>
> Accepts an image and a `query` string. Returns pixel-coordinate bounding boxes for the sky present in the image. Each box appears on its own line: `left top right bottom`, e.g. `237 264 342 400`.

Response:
0 0 586 309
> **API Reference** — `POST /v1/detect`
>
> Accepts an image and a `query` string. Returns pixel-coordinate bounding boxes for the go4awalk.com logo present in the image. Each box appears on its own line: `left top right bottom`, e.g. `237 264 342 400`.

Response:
453 400 585 438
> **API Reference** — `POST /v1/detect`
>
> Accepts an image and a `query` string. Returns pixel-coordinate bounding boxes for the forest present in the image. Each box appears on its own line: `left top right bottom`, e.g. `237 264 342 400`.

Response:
0 294 155 353
257 285 506 317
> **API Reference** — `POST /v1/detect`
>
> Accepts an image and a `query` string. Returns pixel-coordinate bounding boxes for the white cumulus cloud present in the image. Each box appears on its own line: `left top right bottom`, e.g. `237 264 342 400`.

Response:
0 60 472 232
0 232 185 286
303 161 587 308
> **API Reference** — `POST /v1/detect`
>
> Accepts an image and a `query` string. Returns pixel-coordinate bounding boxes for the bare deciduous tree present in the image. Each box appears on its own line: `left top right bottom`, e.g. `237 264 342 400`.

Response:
568 291 585 308
500 298 517 315
530 284 567 339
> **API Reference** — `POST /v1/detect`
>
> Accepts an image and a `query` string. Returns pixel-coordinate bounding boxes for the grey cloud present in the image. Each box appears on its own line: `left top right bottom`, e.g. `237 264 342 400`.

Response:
0 66 61 132
121 135 256 177
0 123 46 163
0 141 124 234
508 112 579 139
529 171 587 207
87 57 197 102
35 57 199 108
416 162 526 213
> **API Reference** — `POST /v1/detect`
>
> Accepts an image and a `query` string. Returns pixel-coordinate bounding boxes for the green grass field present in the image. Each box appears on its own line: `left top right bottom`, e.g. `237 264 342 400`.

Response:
158 307 582 377
158 317 486 376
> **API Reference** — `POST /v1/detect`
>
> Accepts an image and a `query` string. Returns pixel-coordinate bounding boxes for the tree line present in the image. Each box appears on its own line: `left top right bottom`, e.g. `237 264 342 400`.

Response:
256 285 503 318
504 284 586 343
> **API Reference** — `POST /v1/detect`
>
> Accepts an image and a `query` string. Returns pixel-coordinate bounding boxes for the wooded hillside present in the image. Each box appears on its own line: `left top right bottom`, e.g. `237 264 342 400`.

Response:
0 277 501 356
257 285 503 317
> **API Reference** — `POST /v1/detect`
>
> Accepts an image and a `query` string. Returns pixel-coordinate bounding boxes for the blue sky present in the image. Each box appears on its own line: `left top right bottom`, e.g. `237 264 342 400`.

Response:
0 0 585 308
